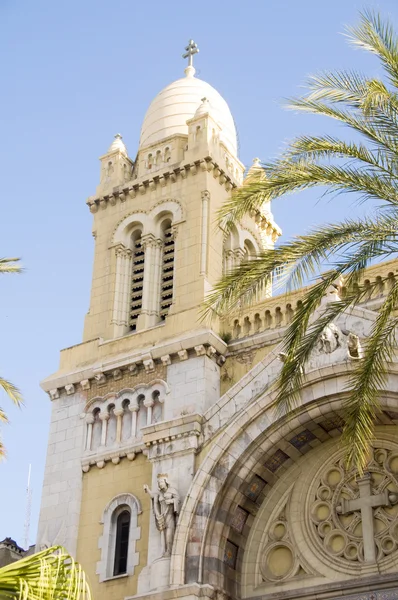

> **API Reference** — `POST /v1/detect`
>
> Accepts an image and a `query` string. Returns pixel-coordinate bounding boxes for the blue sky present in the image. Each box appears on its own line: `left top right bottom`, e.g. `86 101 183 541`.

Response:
0 0 397 547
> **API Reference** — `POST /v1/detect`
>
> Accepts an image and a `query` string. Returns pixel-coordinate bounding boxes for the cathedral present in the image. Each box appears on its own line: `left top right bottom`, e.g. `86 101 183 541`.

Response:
36 41 398 600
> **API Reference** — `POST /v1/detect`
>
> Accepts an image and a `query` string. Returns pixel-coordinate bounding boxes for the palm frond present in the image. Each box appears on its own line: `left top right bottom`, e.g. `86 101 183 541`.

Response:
204 214 398 320
342 278 398 474
0 377 23 407
347 11 398 88
0 546 91 600
0 258 22 275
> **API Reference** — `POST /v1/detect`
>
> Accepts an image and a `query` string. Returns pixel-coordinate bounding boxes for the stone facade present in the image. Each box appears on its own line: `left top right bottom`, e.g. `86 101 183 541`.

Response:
36 48 398 600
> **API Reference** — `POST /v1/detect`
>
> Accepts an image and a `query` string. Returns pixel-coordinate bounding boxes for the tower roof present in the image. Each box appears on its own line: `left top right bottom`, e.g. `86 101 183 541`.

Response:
108 133 128 155
139 64 237 155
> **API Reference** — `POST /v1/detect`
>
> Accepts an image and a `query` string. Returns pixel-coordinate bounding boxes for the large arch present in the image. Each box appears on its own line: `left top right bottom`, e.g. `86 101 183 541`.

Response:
171 361 398 598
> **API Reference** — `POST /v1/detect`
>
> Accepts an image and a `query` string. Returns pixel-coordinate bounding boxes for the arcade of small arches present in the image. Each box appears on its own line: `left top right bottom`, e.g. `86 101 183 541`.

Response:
111 200 183 335
83 381 168 456
227 271 398 341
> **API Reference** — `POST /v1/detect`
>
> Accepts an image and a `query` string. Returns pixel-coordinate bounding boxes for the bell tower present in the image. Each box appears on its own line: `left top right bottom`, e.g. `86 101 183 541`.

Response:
37 42 280 599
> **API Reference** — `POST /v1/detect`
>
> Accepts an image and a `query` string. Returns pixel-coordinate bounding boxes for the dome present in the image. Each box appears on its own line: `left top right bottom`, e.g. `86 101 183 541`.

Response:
139 67 237 155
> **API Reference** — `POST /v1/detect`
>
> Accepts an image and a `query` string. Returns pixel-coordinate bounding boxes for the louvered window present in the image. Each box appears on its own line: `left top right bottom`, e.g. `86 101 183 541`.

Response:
130 234 145 331
160 226 175 320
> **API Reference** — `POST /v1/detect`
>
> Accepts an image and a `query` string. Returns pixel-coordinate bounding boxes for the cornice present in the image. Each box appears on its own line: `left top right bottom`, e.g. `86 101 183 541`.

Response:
86 156 238 214
42 329 227 400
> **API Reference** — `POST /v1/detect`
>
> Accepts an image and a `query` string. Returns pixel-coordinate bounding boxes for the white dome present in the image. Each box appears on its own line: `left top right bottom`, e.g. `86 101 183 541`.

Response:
139 67 237 155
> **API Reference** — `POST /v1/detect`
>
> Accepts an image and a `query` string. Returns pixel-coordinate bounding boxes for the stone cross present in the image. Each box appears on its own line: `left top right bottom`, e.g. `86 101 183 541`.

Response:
182 39 199 67
336 472 398 562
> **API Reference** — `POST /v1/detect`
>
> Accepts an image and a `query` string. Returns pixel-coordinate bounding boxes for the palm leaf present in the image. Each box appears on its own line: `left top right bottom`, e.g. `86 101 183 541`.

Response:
208 11 398 473
0 546 91 600
0 258 22 275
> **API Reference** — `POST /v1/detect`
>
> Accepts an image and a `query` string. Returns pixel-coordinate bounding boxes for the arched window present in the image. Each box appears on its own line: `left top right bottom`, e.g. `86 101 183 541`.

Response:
130 230 145 331
113 510 131 576
97 494 141 582
160 219 175 320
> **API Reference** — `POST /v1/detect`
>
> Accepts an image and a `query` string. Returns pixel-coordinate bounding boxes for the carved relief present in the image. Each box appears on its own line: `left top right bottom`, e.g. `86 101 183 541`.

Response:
309 447 398 565
260 494 310 583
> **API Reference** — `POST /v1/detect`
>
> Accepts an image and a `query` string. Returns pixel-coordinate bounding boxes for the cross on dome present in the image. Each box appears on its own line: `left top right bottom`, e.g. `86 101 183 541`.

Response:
183 39 199 67
183 40 199 78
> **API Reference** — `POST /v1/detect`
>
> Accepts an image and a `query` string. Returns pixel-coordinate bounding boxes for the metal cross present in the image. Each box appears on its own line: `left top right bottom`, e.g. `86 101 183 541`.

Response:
336 472 398 562
183 40 199 67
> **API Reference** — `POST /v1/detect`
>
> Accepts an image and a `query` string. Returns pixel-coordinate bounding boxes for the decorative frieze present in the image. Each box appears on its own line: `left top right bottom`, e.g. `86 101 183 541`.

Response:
44 339 225 400
85 158 237 213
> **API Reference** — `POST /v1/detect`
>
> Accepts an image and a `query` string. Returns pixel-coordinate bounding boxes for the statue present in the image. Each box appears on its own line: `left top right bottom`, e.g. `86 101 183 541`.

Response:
144 476 180 558
317 323 342 354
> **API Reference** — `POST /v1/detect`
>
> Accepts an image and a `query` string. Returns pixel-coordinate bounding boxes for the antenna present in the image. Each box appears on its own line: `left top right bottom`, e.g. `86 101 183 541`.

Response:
23 464 32 550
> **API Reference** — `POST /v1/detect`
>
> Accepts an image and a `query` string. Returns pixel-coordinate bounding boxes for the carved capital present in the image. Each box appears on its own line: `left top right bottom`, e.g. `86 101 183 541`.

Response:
141 234 161 250
99 412 109 422
129 400 139 413
85 413 95 425
201 190 210 201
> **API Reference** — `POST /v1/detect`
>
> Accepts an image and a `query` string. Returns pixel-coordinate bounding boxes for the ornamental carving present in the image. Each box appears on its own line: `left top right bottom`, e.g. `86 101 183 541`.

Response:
260 493 311 582
309 447 398 565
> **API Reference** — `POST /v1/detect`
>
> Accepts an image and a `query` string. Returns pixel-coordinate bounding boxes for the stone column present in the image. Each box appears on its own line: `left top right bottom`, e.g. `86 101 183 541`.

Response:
129 400 139 438
85 414 94 451
112 245 132 337
150 239 163 319
99 412 109 446
114 408 124 444
200 191 210 276
144 397 154 426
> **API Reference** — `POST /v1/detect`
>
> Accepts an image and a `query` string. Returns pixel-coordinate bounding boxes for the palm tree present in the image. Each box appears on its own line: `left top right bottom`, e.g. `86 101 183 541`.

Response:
0 257 23 457
205 11 398 474
0 545 91 600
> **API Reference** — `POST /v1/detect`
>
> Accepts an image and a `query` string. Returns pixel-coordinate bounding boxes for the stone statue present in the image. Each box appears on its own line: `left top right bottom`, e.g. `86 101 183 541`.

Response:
317 323 342 354
144 477 180 558
347 332 363 359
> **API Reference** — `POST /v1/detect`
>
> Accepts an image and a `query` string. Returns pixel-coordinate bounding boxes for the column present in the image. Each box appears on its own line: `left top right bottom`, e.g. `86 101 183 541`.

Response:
144 397 154 426
121 249 132 328
150 239 163 318
85 414 94 451
137 235 154 330
99 412 109 446
129 400 139 438
114 408 124 444
112 246 124 326
200 190 210 276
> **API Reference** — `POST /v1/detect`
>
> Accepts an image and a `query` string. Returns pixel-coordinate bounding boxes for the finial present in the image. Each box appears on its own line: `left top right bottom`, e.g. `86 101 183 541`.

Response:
252 158 261 166
183 39 199 78
108 133 127 155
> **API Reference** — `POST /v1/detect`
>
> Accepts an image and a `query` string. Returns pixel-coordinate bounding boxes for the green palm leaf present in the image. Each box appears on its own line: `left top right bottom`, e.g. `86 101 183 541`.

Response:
208 11 398 473
0 546 91 600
